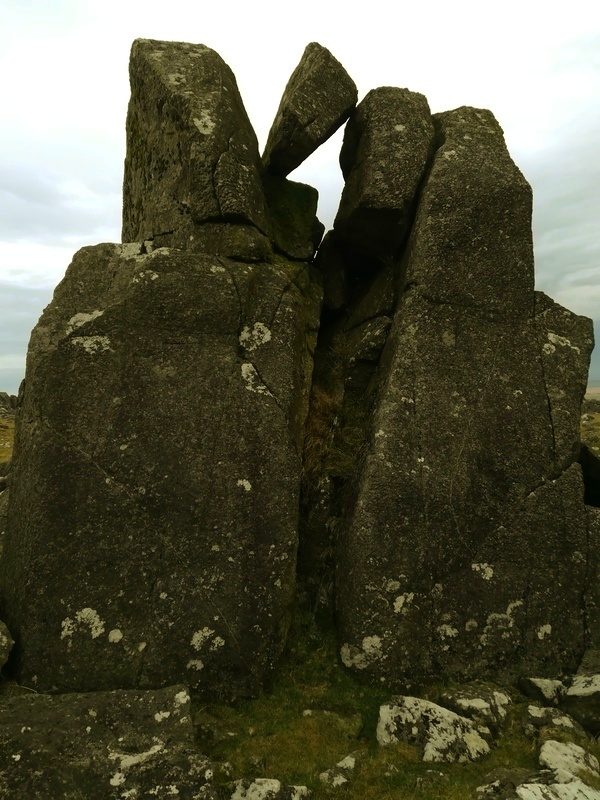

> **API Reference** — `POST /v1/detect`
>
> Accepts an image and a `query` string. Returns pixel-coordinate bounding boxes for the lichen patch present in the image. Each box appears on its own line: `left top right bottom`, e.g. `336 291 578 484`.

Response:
241 363 272 396
66 310 104 335
471 563 494 581
239 322 272 351
61 608 106 640
71 336 113 354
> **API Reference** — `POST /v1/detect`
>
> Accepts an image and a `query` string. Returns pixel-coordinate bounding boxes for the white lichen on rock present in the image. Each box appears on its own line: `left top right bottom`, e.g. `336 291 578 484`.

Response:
71 336 113 354
241 363 273 396
66 310 104 335
239 322 272 352
340 635 383 670
61 608 106 640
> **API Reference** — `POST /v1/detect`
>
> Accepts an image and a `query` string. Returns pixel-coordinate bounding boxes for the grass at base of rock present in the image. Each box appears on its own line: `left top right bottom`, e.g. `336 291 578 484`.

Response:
0 419 13 462
582 409 600 455
192 609 600 799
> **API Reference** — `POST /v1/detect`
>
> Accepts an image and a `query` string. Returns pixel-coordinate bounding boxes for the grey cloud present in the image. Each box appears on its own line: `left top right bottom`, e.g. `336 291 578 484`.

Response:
0 283 53 394
0 131 123 246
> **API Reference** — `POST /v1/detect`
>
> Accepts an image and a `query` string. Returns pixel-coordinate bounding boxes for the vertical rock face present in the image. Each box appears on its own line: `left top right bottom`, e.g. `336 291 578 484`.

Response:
262 42 357 177
335 107 594 685
1 244 320 696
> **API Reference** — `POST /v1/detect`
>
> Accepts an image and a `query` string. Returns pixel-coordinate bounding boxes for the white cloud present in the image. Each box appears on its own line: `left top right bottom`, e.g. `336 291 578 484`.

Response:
1 0 599 383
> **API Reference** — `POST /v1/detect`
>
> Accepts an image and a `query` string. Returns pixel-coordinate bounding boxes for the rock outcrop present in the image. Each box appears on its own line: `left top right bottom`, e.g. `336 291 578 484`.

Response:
0 684 216 798
333 106 594 686
0 243 320 697
0 36 597 765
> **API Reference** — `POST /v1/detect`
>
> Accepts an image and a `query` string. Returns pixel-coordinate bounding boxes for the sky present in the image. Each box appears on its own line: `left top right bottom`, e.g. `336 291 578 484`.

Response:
1 0 599 394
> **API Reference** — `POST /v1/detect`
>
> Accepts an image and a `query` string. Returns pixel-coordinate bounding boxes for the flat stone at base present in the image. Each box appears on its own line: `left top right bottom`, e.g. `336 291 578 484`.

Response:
0 684 216 799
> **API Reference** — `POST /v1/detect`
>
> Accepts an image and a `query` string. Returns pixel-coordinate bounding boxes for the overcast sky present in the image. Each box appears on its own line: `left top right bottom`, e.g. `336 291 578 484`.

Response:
1 0 599 394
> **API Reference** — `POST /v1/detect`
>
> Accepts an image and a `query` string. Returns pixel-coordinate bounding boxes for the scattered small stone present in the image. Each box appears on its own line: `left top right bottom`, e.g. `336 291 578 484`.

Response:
230 778 311 800
539 739 600 782
562 650 600 734
526 705 584 735
520 678 567 706
377 696 490 763
319 752 361 788
438 681 511 734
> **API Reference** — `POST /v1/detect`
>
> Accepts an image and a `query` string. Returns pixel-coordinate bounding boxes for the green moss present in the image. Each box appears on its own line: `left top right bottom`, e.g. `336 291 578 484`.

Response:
190 608 594 799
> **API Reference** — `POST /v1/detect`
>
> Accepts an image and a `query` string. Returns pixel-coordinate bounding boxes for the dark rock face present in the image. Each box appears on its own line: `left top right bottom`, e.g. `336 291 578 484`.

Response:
0 684 216 798
334 88 435 267
123 39 269 252
0 39 596 714
335 107 594 686
262 42 357 177
1 244 320 697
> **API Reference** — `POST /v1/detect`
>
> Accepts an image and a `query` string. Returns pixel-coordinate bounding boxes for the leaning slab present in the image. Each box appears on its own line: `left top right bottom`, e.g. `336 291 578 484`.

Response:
122 39 270 249
262 42 357 177
0 684 216 799
0 243 320 697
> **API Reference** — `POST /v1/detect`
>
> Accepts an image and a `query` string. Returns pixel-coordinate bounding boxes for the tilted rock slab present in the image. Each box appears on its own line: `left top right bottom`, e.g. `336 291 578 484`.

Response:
122 39 270 253
262 42 357 177
337 107 594 686
0 684 216 799
0 243 320 696
334 87 435 264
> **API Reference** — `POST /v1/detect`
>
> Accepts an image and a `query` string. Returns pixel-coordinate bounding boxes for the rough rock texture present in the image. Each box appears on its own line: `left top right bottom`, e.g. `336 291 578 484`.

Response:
336 107 594 687
539 739 600 781
562 650 600 734
0 243 320 697
520 678 567 706
437 682 511 734
376 696 490 763
0 393 16 417
122 39 270 251
0 618 12 668
230 779 310 799
334 88 435 266
263 175 324 260
0 684 216 799
0 487 8 560
262 42 357 177
476 770 600 799
319 752 361 788
526 705 585 735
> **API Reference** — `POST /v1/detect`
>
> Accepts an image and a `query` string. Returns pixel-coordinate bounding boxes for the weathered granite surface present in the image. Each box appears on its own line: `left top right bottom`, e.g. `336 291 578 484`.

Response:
262 42 357 177
335 107 594 685
0 684 216 799
0 244 320 698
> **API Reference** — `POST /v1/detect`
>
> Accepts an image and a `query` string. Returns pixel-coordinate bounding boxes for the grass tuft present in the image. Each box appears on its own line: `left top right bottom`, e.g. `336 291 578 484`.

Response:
0 418 14 463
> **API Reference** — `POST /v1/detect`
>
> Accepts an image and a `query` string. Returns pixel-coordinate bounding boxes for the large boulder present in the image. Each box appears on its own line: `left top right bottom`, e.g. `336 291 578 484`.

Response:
0 684 216 799
333 87 435 267
336 107 594 686
262 42 357 177
0 243 320 697
122 39 270 252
